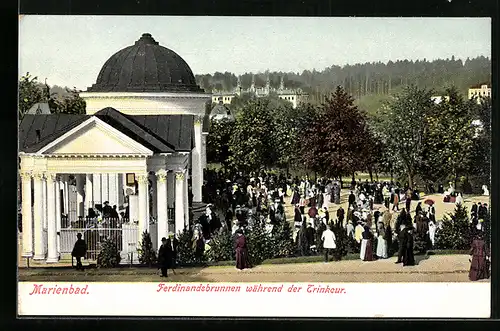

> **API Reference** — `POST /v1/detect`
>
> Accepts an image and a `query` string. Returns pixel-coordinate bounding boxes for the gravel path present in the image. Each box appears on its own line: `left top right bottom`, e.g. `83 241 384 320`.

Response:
19 254 489 283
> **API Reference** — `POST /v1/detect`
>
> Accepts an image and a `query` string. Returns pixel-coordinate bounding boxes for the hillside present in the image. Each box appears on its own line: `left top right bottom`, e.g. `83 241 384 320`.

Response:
195 56 491 105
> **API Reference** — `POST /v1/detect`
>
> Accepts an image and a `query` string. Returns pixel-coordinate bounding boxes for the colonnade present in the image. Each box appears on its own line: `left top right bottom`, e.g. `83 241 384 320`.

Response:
19 169 190 262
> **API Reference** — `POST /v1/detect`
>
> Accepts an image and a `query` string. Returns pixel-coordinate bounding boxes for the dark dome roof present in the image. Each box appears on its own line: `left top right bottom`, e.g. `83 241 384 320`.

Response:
87 33 203 93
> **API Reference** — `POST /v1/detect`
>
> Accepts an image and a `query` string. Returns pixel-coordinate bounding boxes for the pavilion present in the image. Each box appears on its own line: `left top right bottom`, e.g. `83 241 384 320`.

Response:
18 33 211 262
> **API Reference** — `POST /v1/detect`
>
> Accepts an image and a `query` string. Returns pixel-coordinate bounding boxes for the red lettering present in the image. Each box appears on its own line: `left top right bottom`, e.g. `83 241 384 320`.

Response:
29 284 42 295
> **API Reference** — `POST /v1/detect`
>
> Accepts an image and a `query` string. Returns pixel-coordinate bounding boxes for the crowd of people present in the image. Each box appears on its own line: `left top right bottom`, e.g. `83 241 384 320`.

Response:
193 169 490 279
65 168 490 282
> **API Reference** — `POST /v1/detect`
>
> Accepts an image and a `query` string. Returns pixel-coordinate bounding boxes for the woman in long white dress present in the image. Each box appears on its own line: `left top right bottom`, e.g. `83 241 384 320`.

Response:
376 221 388 258
428 220 436 247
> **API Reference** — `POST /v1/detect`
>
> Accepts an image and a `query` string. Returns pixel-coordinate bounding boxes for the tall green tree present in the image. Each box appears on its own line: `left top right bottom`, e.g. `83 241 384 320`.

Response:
228 99 275 174
270 102 305 173
377 85 435 186
206 118 235 166
300 86 371 180
436 87 477 187
470 97 491 190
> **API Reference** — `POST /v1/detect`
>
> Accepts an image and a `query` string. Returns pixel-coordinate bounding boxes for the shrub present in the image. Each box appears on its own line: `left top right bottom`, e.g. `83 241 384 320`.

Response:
435 204 472 250
413 233 428 254
270 220 295 258
97 238 121 268
207 230 235 262
137 231 157 267
347 236 360 254
177 228 197 265
245 223 274 266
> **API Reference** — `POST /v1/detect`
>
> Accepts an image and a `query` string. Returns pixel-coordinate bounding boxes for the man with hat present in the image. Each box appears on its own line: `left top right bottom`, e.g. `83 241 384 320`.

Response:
158 237 173 277
336 206 344 227
102 201 113 218
71 233 87 271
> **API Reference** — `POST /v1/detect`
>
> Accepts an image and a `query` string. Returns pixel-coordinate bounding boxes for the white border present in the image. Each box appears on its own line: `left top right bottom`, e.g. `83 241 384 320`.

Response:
18 282 490 317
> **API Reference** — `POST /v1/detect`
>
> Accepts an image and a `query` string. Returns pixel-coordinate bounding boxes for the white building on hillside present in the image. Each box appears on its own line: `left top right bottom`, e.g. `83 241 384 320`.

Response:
468 83 491 103
212 75 308 108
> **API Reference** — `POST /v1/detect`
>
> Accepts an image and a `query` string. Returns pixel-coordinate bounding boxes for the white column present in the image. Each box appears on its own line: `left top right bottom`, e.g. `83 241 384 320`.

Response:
101 173 109 204
42 174 48 256
42 176 47 229
175 171 185 234
63 176 69 215
167 171 175 208
108 173 119 207
46 173 58 263
85 174 93 214
137 173 150 239
156 169 168 249
93 174 102 205
184 172 189 227
151 173 158 219
76 174 85 217
201 133 208 169
118 174 125 207
20 172 33 257
191 117 203 202
55 176 62 256
33 172 45 260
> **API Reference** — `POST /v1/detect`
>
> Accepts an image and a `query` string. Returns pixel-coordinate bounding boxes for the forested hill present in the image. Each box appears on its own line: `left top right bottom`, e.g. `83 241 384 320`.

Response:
195 56 491 102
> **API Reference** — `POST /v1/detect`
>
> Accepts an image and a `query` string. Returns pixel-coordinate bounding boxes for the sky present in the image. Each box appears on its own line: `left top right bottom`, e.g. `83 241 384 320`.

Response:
19 16 491 90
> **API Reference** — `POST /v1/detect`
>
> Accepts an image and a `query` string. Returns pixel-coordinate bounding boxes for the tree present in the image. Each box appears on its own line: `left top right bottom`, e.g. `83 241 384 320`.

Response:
435 204 472 250
228 99 275 174
377 85 435 186
96 238 122 268
206 118 235 166
420 87 478 188
18 73 44 119
18 73 87 119
137 231 157 267
269 102 305 173
230 93 255 114
300 86 371 180
176 228 197 265
469 97 491 192
53 87 86 115
438 88 477 188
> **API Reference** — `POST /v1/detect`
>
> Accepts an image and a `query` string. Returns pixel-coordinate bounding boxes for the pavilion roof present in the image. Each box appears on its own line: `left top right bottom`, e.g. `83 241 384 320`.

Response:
18 107 194 153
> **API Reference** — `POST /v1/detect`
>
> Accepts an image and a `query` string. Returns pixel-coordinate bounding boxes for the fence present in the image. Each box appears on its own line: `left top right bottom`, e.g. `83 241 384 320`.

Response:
60 225 138 261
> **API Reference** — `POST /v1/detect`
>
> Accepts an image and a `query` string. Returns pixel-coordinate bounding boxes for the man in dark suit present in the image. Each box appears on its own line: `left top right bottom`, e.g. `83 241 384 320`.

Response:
102 201 113 218
158 237 173 277
71 233 87 271
348 191 356 209
336 207 344 227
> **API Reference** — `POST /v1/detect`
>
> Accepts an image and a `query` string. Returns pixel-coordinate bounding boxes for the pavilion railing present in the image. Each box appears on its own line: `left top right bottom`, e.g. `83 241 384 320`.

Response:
60 225 138 261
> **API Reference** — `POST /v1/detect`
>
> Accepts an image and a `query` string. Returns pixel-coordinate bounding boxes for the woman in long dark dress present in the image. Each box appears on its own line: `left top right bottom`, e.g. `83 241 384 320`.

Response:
235 229 251 270
469 231 490 281
297 220 309 256
402 226 415 266
362 226 374 261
